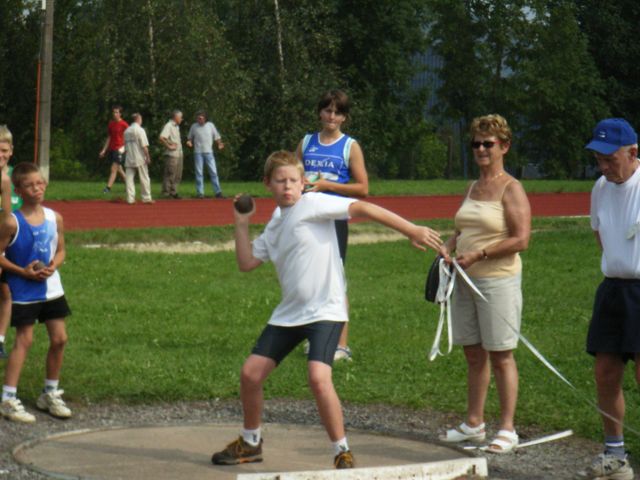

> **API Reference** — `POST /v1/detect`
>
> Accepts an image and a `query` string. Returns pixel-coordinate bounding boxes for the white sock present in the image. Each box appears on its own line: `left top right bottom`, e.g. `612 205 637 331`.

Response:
0 335 5 343
2 385 17 402
44 379 59 393
242 427 261 447
333 437 349 456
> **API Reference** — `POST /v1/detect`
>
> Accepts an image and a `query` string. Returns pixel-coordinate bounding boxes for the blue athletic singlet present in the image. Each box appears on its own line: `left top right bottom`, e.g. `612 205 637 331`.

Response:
302 133 355 190
6 208 64 304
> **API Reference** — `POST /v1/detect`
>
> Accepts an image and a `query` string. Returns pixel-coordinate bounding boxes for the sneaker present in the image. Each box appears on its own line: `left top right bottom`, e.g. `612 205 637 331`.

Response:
576 452 634 480
211 437 263 465
0 341 7 359
170 193 181 199
1 398 36 423
36 389 72 419
334 346 352 362
196 194 205 199
334 450 355 469
215 193 226 199
103 186 111 194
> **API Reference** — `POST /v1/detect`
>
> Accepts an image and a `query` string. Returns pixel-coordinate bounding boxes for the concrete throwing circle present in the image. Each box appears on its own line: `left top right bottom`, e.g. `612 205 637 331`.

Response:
14 422 469 479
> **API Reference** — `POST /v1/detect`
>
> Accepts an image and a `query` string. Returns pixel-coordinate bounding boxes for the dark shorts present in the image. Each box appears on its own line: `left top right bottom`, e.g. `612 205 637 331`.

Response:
108 150 125 166
587 278 640 362
335 219 348 264
11 296 71 328
252 321 345 366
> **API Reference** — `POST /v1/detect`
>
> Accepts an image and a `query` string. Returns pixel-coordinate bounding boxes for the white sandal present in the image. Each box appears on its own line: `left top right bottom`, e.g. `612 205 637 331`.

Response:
486 429 518 454
440 422 486 443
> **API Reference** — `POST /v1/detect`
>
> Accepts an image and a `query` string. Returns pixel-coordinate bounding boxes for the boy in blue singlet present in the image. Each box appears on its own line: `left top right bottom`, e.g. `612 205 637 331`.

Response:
0 162 72 423
211 151 441 469
296 90 369 361
0 126 20 359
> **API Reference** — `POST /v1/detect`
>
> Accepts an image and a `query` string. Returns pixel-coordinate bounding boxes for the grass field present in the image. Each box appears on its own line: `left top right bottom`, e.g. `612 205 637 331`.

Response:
43 179 595 201
6 217 639 452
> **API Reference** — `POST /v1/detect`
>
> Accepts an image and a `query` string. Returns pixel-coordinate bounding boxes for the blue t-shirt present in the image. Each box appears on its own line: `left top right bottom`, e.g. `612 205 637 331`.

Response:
6 208 64 304
302 133 355 189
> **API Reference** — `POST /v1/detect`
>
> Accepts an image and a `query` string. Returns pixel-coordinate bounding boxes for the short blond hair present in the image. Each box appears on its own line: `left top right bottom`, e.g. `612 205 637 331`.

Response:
264 150 304 180
470 114 512 144
0 125 13 146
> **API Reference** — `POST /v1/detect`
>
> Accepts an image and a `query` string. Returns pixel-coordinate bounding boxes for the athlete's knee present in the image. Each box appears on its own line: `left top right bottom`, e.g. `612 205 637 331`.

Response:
49 331 68 351
15 329 34 350
489 350 515 371
308 369 333 396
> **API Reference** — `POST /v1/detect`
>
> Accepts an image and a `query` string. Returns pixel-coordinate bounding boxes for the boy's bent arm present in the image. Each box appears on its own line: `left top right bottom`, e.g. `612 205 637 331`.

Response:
348 201 442 252
0 174 12 222
51 212 66 269
235 212 262 272
0 215 40 280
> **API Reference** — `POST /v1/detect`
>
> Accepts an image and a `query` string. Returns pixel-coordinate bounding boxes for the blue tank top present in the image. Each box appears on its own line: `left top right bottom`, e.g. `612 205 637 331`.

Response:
6 208 64 304
302 133 354 188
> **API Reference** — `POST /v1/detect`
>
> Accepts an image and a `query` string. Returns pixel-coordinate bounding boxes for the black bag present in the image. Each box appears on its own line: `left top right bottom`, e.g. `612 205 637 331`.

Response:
425 255 444 303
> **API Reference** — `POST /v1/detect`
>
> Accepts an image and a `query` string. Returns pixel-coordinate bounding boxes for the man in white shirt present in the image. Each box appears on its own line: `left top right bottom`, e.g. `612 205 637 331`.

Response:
580 118 639 480
124 113 153 205
186 111 225 199
159 110 183 199
211 150 441 470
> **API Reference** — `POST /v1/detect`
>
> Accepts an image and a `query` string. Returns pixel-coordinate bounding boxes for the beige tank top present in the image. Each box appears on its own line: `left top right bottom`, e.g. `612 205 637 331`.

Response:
454 181 521 278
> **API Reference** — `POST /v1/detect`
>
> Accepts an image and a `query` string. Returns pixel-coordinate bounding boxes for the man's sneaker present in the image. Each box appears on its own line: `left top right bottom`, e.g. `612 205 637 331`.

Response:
215 193 226 199
334 346 352 362
36 389 72 419
211 437 263 465
1 398 36 423
103 186 111 194
0 341 8 359
576 452 634 480
334 450 355 469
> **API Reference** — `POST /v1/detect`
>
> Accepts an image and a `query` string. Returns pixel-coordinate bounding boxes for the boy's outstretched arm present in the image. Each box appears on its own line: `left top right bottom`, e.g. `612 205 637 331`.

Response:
234 200 262 272
348 201 442 252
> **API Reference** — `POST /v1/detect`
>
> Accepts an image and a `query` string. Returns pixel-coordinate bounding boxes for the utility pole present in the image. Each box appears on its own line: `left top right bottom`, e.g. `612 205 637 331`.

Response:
35 0 54 181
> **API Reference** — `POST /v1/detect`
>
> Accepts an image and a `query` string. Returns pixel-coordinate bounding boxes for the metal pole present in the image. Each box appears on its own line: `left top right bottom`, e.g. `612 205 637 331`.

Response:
36 0 54 181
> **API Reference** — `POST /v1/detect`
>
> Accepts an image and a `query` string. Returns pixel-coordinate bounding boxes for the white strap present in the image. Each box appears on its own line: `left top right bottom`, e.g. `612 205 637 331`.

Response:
428 259 455 361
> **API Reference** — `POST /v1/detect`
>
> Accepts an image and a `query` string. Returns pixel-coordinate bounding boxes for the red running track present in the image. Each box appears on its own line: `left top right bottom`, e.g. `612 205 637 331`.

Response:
44 192 590 231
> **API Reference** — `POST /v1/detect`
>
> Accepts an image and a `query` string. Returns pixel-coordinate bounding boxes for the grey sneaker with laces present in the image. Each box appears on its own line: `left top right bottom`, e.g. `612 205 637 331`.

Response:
37 389 72 418
576 452 634 480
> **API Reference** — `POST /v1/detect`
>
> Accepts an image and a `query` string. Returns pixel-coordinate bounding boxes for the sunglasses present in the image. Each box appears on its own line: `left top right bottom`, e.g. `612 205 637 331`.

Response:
471 141 499 149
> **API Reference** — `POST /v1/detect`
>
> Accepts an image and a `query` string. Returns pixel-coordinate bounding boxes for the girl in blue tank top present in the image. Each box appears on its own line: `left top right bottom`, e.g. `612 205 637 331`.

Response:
296 90 369 361
297 90 368 198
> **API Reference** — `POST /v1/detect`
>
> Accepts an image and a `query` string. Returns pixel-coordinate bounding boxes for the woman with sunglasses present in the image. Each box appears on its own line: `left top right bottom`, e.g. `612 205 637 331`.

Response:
437 114 531 454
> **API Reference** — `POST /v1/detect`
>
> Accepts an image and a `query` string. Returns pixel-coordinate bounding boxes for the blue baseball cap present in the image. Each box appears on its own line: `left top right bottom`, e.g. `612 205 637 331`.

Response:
585 118 638 155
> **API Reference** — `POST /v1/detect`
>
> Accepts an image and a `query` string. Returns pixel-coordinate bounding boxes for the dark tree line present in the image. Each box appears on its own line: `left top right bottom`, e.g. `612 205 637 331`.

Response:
0 0 638 180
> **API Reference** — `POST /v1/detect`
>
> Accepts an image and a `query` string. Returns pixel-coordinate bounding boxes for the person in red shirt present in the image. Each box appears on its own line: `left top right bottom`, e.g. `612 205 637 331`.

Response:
99 106 128 194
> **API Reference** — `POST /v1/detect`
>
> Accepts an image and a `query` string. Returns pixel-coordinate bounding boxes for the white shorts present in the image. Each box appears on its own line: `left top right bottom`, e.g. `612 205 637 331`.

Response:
451 273 522 351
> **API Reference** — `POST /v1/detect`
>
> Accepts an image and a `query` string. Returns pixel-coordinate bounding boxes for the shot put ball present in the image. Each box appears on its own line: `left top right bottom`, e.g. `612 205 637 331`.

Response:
34 261 46 271
234 194 254 214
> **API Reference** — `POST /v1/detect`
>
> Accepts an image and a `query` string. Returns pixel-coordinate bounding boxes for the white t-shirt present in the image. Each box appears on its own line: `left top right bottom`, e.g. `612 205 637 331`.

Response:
591 165 640 278
252 192 357 327
124 123 149 168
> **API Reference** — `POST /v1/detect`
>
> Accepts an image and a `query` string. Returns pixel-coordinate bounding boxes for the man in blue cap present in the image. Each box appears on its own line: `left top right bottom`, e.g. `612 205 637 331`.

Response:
579 118 639 480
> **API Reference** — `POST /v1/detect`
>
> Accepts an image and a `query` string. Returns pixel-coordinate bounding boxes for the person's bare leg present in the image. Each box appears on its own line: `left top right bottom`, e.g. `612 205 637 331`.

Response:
0 283 11 339
240 354 277 429
117 164 126 183
337 296 349 348
4 325 33 387
44 320 67 381
107 163 119 188
596 353 625 437
308 360 344 441
490 350 518 432
464 344 490 428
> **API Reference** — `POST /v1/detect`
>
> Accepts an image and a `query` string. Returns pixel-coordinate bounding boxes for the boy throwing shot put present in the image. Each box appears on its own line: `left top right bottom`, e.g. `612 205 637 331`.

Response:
211 151 441 469
0 163 72 423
